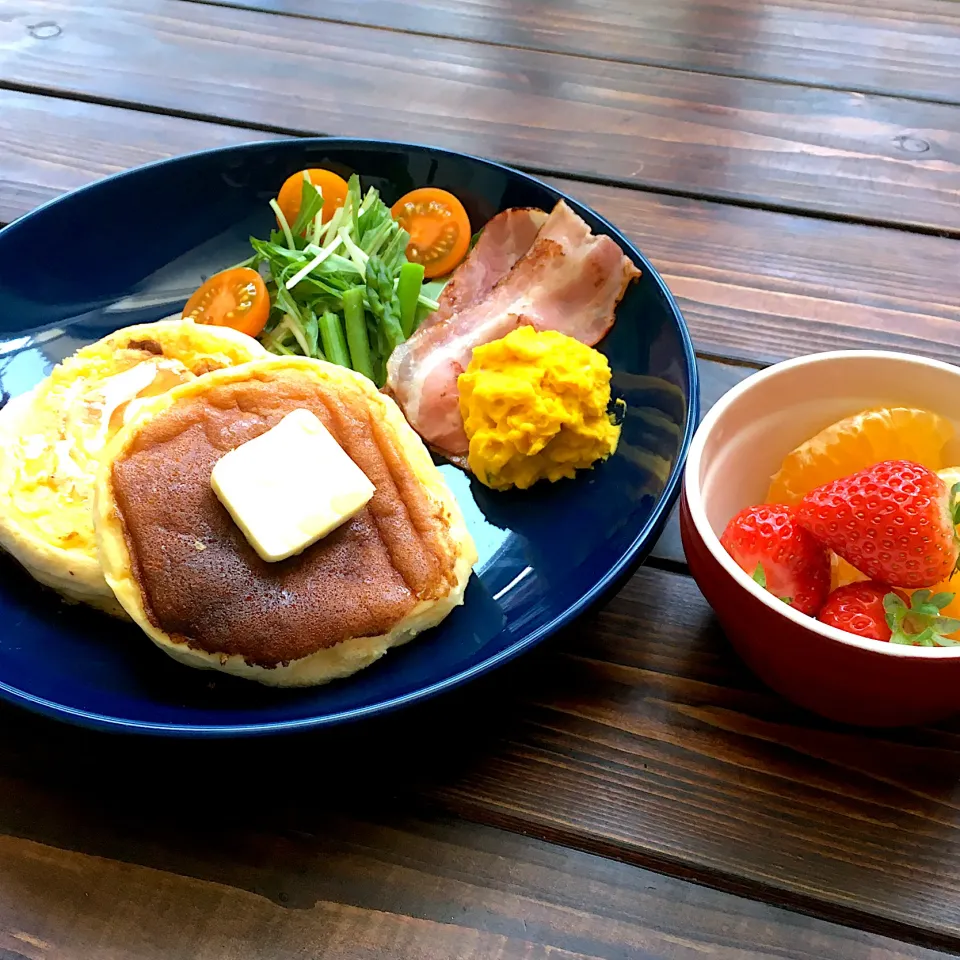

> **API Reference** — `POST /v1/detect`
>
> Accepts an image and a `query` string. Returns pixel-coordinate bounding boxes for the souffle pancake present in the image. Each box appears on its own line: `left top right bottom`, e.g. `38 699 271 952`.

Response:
94 357 477 686
0 319 266 615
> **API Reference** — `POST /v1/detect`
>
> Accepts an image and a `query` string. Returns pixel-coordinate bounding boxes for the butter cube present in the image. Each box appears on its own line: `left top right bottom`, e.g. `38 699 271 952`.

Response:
210 408 375 563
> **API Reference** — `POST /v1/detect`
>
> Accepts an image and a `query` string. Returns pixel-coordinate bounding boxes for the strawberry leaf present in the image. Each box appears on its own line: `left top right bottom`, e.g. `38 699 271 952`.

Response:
886 590 960 647
884 592 908 631
780 596 793 605
752 563 767 589
951 481 960 526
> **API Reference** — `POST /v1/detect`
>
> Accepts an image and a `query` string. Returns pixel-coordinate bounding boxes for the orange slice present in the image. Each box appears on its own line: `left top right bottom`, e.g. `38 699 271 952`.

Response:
766 407 953 505
830 554 869 592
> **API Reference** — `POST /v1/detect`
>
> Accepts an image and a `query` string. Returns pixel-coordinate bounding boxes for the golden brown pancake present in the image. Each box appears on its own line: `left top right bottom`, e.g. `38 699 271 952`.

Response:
94 357 476 686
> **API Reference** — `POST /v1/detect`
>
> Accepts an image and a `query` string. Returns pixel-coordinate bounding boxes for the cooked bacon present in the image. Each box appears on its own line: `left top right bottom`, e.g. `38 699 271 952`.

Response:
422 207 549 330
386 200 641 459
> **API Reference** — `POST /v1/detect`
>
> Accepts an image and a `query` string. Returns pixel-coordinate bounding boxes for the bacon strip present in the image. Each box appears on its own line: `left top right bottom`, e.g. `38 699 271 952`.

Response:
422 207 549 330
386 200 640 460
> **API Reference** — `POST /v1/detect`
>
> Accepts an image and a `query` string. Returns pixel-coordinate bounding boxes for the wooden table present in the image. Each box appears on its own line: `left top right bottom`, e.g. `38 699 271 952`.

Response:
2 1 960 956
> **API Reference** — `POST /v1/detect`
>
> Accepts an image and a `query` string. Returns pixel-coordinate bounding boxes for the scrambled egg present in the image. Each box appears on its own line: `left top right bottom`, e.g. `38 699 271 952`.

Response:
14 353 191 554
0 318 266 613
458 326 621 491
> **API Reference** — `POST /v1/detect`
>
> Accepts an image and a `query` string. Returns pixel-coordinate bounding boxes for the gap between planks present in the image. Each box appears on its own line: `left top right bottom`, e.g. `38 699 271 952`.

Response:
0 77 953 243
178 0 960 109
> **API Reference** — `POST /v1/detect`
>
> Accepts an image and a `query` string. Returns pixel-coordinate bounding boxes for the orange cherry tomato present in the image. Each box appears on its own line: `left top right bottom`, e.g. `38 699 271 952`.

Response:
391 187 471 279
182 267 270 338
277 168 349 228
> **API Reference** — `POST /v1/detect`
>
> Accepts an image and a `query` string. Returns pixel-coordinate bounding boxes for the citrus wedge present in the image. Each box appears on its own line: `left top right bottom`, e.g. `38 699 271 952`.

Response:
830 553 868 593
766 407 953 505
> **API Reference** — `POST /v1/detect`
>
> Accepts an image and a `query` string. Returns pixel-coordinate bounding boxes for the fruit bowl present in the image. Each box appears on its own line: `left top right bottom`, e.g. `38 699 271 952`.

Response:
680 350 960 727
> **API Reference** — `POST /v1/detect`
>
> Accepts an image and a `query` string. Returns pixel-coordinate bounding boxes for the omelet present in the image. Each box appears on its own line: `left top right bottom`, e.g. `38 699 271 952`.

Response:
94 356 477 685
0 318 267 615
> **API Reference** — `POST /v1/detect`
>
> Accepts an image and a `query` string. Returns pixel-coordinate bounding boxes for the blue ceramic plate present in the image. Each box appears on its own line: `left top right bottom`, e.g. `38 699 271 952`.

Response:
0 139 697 736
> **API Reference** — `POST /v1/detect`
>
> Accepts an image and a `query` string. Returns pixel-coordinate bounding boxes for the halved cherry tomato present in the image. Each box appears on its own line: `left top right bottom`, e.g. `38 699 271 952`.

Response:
182 267 270 338
391 188 471 279
277 168 349 228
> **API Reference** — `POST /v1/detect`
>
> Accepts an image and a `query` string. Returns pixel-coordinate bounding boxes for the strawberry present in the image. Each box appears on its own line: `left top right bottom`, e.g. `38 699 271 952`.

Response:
720 504 830 615
818 582 906 641
819 581 960 646
797 460 960 589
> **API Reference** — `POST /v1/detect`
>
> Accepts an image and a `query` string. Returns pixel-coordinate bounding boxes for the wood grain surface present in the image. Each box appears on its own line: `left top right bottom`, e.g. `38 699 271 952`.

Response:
649 359 756 567
0 784 949 960
2 563 960 952
4 1 960 956
430 567 960 953
200 0 960 104
1 1 959 233
0 90 276 224
4 91 959 369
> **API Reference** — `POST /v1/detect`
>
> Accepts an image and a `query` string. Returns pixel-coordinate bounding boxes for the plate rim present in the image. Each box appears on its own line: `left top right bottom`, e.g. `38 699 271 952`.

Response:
0 136 700 737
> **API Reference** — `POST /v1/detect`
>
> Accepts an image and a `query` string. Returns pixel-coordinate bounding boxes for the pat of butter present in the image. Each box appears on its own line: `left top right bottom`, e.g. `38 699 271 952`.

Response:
210 408 375 563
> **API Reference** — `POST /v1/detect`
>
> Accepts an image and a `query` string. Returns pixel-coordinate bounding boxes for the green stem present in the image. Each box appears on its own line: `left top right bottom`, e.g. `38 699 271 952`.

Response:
269 199 295 249
342 288 374 382
396 261 425 338
319 311 350 368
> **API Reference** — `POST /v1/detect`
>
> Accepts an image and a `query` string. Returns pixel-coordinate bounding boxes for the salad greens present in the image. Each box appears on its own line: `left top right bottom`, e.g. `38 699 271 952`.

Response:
254 173 442 386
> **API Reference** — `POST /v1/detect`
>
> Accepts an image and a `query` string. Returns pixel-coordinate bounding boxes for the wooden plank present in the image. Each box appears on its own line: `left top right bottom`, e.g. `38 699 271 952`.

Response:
650 359 756 567
428 570 960 951
2 565 960 951
200 0 960 105
0 791 945 960
425 568 960 950
3 92 959 369
1 1 960 233
0 90 276 224
39 564 960 951
561 179 960 366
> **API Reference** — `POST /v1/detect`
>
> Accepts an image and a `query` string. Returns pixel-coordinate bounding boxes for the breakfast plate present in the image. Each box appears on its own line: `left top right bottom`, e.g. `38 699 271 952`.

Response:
0 139 697 735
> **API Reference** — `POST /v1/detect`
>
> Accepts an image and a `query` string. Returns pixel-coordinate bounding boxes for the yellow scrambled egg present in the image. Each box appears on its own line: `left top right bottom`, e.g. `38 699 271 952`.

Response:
458 326 621 491
0 319 266 612
11 350 193 553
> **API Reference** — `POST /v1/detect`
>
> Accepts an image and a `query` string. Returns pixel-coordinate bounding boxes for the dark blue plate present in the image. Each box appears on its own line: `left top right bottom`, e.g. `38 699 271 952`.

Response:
0 139 698 736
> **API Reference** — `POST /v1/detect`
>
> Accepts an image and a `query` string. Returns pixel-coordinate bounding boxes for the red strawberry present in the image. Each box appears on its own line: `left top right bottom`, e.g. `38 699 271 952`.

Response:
819 581 960 646
818 582 906 640
720 504 830 615
797 460 960 589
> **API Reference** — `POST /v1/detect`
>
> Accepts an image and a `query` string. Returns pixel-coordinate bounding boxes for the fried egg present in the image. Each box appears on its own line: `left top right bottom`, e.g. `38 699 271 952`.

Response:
0 318 267 615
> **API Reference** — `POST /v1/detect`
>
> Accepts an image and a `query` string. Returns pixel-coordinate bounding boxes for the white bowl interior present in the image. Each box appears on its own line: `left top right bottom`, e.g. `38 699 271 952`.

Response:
697 352 960 537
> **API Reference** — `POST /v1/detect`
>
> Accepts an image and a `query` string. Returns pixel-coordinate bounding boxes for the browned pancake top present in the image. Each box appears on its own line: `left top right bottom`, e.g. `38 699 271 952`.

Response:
111 370 458 667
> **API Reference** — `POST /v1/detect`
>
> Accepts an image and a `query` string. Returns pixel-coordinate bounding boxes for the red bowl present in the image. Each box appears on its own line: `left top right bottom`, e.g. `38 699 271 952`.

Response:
681 350 960 727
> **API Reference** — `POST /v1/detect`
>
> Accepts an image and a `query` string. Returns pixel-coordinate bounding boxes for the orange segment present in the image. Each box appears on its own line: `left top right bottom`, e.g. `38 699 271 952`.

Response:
830 554 868 592
766 407 953 505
